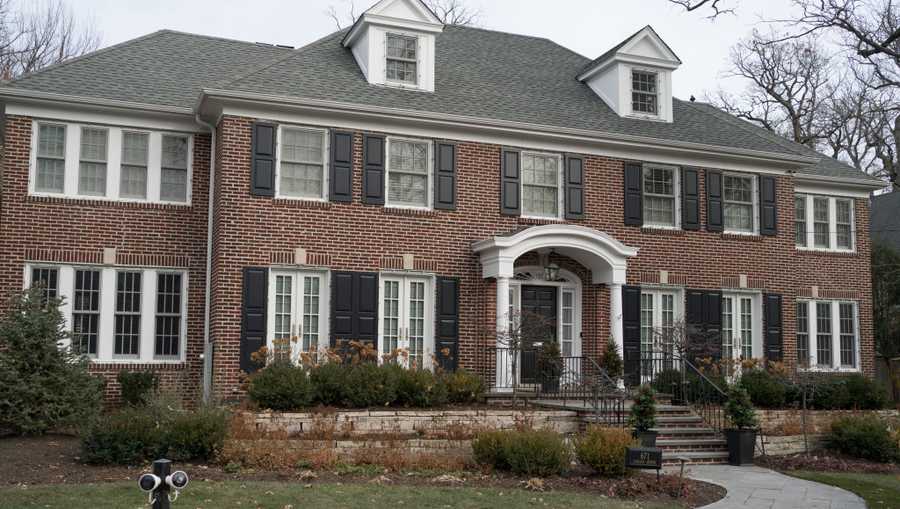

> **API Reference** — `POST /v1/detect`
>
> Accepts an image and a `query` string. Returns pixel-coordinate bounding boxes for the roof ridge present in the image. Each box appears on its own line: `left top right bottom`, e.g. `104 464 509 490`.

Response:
154 28 298 49
8 29 171 85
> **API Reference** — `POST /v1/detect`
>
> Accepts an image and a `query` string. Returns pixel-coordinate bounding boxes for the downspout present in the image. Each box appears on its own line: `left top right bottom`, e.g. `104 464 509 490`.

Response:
195 114 216 402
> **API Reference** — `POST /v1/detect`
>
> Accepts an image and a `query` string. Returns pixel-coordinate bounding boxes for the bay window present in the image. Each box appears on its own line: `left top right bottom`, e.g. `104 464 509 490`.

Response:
796 300 859 371
521 152 561 218
386 137 431 208
723 173 757 233
796 194 855 251
642 165 678 228
277 126 327 200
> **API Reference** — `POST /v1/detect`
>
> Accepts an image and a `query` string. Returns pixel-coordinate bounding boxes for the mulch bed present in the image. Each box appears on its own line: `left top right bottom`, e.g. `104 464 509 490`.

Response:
757 452 900 474
1 434 724 508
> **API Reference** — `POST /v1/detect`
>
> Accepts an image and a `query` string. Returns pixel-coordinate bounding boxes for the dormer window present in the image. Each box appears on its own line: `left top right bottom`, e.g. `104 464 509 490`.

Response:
631 70 658 116
386 33 418 85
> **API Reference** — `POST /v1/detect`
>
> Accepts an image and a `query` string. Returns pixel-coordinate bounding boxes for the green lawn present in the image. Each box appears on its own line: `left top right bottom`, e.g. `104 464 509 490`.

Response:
789 471 900 509
0 481 677 509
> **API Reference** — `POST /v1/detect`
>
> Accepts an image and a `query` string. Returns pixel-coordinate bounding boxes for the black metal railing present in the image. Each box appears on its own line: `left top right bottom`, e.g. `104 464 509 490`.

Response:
632 351 729 432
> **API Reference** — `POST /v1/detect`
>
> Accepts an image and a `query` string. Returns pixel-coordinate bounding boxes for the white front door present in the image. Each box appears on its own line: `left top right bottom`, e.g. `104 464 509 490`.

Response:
268 270 329 363
379 275 434 369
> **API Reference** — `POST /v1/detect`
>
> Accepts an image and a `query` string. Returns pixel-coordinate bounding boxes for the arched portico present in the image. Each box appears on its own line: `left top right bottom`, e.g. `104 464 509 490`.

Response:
472 225 638 390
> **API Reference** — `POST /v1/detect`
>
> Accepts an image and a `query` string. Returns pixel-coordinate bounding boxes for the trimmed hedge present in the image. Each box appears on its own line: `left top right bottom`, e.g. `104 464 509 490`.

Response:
117 370 159 406
827 415 900 463
575 426 636 477
738 370 786 409
472 429 570 476
247 362 314 411
736 371 887 410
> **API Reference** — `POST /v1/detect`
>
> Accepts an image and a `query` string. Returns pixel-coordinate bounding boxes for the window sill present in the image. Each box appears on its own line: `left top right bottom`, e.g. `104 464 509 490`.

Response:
640 226 684 236
796 248 858 257
89 360 187 370
798 367 860 374
518 216 564 225
26 194 191 210
721 232 763 242
273 198 332 210
384 207 439 218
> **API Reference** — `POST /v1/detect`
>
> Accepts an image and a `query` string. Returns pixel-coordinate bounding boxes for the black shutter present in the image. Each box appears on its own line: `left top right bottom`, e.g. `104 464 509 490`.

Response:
704 291 723 360
330 131 353 202
564 154 584 219
330 271 379 352
759 175 778 236
764 293 783 362
622 285 642 387
500 148 520 215
240 267 268 373
685 289 722 361
682 167 700 230
706 170 723 232
436 277 460 371
250 123 276 196
623 162 643 226
362 135 385 205
434 141 457 210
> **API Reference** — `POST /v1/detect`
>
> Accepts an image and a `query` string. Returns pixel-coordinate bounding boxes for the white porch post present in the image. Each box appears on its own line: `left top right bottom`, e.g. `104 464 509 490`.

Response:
495 276 512 391
609 282 623 352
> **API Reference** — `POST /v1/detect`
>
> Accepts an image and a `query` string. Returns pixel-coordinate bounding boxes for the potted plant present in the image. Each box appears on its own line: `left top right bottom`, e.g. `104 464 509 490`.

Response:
629 384 658 447
724 385 758 466
537 341 562 392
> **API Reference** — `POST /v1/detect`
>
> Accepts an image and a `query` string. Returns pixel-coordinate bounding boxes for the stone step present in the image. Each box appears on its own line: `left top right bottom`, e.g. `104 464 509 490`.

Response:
656 439 728 452
652 427 720 439
662 451 729 464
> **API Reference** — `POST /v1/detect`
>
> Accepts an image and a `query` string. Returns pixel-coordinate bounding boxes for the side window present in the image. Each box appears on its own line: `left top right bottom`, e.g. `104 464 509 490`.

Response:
78 127 108 196
114 271 142 357
642 165 677 228
794 195 807 247
35 123 66 193
72 269 101 356
31 267 59 304
279 127 326 200
121 132 149 199
155 273 183 358
161 135 189 202
723 174 755 233
387 138 430 208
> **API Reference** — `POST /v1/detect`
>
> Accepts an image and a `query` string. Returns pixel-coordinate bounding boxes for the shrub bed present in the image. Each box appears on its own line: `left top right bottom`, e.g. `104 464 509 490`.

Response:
575 426 636 477
737 371 888 410
826 415 900 463
80 395 228 465
247 361 484 411
472 429 570 476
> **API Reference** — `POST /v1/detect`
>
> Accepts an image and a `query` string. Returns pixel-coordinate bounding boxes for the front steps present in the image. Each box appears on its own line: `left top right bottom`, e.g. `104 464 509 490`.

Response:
530 397 729 464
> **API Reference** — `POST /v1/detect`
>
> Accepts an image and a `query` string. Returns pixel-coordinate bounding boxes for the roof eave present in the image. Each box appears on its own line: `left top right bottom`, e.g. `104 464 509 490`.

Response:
0 87 194 116
793 172 885 191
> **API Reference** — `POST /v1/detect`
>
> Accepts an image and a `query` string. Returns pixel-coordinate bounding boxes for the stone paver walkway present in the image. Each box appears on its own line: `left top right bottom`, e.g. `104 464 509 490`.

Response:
668 465 866 509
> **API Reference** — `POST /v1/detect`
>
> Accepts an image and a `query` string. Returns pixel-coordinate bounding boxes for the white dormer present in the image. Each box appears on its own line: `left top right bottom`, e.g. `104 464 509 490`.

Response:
577 26 681 123
342 0 444 92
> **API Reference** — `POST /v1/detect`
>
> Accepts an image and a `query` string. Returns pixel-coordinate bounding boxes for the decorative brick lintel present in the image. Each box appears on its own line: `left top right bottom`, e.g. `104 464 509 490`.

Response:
25 194 191 210
796 288 862 300
89 362 187 371
269 251 332 267
24 248 189 268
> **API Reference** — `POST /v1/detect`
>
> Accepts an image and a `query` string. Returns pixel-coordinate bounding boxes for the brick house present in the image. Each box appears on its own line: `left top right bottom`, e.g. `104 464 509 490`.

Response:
0 0 883 403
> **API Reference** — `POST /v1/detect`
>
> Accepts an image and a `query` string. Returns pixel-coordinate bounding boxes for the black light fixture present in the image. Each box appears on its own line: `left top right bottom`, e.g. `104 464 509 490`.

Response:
543 251 560 281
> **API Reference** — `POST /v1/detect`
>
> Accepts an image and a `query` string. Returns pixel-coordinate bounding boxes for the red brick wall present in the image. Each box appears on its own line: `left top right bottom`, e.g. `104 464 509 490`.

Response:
0 115 210 404
209 114 875 398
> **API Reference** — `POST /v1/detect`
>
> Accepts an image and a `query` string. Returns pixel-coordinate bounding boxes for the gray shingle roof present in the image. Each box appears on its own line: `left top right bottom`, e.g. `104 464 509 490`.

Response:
872 192 900 251
1 26 881 184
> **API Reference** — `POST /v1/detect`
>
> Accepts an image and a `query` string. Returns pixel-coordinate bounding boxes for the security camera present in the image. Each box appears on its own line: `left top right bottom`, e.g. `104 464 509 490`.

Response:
166 471 189 490
138 473 161 493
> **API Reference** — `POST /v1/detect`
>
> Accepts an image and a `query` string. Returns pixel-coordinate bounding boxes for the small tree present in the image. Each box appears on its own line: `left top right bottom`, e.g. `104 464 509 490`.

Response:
600 339 623 380
628 384 658 433
724 385 758 430
0 286 104 435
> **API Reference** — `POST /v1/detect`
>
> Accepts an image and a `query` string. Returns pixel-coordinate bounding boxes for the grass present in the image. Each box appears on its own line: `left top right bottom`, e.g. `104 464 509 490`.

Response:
789 471 900 509
0 480 680 509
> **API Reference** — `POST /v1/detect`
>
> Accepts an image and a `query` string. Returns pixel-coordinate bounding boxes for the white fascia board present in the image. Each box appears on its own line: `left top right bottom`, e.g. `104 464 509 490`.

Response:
200 89 817 173
614 55 680 70
343 12 442 46
794 175 884 195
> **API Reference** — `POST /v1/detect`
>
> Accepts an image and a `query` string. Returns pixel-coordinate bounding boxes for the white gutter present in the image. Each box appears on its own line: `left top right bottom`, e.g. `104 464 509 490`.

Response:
195 114 216 403
0 87 194 115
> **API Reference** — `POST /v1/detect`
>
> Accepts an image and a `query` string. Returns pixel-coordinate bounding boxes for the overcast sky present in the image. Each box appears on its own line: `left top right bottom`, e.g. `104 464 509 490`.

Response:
73 0 799 100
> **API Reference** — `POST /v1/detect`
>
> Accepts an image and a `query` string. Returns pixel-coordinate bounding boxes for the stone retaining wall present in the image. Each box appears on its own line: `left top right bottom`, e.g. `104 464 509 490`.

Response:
758 434 827 456
758 409 899 436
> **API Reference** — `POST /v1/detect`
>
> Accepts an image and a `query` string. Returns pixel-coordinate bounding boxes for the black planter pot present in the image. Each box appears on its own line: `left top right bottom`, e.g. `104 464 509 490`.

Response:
636 430 658 447
725 429 756 466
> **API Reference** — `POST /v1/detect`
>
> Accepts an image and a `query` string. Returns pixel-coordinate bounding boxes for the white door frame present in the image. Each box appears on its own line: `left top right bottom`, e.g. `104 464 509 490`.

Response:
377 272 435 370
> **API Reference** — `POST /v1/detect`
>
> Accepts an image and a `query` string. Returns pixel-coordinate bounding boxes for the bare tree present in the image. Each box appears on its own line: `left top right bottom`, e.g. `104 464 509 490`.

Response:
0 0 100 80
712 30 837 148
668 0 738 18
326 0 480 29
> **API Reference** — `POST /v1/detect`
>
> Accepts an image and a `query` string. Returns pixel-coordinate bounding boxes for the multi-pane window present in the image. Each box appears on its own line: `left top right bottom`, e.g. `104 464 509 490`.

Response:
739 298 753 358
836 199 853 250
387 139 429 208
796 194 855 251
522 153 560 218
839 303 856 368
800 300 859 371
155 273 182 358
301 276 321 353
816 302 832 367
31 267 59 304
723 174 755 232
796 302 809 367
79 127 108 196
161 135 189 202
642 166 676 227
640 293 654 371
631 70 658 115
280 128 325 199
640 290 680 360
121 132 149 199
382 280 400 355
561 290 575 357
407 281 425 369
795 195 807 247
268 271 326 361
722 296 734 361
36 124 66 193
114 271 142 357
722 294 758 361
273 275 293 358
379 276 432 370
386 34 417 85
813 197 830 248
72 269 101 356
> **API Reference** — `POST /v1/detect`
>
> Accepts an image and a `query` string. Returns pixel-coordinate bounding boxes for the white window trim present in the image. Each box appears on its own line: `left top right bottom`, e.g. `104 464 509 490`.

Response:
22 263 188 364
722 172 759 235
266 268 331 363
384 31 421 89
795 194 856 253
639 286 684 346
28 119 193 206
377 272 435 370
721 290 763 360
519 150 564 220
274 125 330 202
798 299 860 373
641 163 681 230
629 68 661 119
385 135 434 210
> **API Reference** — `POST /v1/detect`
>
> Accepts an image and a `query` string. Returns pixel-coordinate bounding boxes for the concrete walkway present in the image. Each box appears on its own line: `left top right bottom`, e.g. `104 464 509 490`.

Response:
671 465 866 509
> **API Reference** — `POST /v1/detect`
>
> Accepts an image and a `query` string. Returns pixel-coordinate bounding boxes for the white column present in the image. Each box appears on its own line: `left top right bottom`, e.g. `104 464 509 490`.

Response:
609 282 623 353
495 276 512 391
